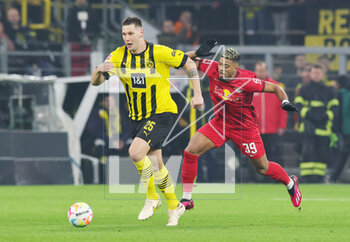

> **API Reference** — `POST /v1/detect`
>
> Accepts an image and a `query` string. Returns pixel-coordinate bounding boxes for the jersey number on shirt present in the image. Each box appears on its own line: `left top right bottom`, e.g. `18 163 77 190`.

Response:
243 142 257 156
131 73 146 89
144 121 156 132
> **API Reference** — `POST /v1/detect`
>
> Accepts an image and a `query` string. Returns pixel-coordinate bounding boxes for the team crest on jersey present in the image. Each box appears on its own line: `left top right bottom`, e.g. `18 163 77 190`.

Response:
146 60 154 68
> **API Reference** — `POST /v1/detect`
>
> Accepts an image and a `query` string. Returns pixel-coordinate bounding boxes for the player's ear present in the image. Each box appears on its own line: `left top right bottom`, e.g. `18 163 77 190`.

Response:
139 28 144 38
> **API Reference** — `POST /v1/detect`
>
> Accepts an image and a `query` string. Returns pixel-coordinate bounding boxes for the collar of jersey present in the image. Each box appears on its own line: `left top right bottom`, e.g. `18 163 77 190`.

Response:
127 41 149 56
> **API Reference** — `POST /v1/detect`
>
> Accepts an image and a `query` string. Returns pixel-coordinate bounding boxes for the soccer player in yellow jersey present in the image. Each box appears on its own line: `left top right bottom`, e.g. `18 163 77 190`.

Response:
91 17 203 226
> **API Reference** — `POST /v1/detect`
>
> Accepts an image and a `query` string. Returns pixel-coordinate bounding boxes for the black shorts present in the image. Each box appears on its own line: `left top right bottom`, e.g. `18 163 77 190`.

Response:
130 112 176 150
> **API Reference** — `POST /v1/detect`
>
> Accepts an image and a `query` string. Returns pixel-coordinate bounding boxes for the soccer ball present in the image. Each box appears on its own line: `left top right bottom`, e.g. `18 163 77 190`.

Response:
67 202 93 227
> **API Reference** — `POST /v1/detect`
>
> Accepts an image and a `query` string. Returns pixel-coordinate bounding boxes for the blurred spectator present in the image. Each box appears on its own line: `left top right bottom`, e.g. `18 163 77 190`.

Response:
295 63 312 95
294 63 312 133
293 54 306 78
294 64 339 183
331 76 350 182
317 55 337 86
4 8 38 74
0 21 14 50
252 61 287 164
67 0 99 45
174 11 199 45
81 94 130 183
272 64 283 83
5 8 37 50
157 20 186 49
238 0 274 45
287 0 306 45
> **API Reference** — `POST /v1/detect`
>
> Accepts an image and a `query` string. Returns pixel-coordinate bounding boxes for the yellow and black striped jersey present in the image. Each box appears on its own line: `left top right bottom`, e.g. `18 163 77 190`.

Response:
106 41 188 121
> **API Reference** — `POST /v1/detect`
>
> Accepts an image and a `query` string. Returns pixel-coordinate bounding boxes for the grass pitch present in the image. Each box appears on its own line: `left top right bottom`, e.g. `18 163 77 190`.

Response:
1 184 349 242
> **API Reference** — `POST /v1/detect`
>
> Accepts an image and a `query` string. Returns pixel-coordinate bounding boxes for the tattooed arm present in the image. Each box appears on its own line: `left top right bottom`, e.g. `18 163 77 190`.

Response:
183 57 204 109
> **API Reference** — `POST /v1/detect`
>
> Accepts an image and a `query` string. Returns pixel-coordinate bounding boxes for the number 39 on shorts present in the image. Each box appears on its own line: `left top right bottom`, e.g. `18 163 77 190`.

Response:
243 142 257 155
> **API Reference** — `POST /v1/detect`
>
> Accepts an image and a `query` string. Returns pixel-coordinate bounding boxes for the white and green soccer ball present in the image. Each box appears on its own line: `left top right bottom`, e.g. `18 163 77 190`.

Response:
67 202 93 227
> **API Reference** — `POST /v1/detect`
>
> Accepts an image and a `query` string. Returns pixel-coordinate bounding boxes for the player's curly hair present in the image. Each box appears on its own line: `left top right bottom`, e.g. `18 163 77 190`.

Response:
221 48 241 62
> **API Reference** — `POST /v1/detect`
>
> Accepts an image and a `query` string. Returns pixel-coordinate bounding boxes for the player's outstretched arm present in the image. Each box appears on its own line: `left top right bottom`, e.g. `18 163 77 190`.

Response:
185 39 218 70
90 62 114 86
183 57 204 110
263 81 298 112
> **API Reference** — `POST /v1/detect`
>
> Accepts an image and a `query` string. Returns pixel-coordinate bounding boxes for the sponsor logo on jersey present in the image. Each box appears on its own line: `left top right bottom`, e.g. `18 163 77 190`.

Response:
131 73 146 88
214 86 241 102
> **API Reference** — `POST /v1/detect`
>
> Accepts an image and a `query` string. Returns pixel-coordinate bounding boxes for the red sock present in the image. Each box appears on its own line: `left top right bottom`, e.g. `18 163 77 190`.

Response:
265 161 291 185
182 150 199 193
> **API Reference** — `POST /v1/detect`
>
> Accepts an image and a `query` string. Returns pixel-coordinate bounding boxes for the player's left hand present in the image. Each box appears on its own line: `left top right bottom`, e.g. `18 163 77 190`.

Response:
191 95 204 110
281 100 298 112
195 39 218 57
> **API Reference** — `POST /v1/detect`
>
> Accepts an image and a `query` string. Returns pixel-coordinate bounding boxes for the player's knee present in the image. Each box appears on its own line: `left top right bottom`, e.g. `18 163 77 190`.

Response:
255 165 268 175
185 145 200 156
128 147 144 162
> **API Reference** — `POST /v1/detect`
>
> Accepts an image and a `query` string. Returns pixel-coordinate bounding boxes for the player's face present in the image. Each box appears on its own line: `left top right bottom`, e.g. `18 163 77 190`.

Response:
310 68 324 82
218 57 238 81
122 24 144 52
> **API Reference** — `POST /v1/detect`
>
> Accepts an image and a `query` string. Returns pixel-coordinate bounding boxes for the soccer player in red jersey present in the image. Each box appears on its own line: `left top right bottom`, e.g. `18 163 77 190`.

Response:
180 40 302 209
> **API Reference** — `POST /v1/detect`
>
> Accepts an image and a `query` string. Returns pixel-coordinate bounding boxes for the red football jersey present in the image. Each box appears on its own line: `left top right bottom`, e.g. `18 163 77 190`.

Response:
198 59 265 130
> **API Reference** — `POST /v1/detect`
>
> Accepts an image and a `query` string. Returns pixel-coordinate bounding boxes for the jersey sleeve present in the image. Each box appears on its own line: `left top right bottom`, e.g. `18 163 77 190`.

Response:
103 48 122 76
198 59 218 78
157 45 188 68
245 77 265 93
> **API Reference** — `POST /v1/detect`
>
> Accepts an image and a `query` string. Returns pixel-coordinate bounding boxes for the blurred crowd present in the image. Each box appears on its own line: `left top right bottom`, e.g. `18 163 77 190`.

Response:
0 0 323 76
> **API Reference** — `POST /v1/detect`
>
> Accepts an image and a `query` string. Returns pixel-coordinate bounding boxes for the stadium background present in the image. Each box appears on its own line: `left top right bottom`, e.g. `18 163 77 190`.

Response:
1 1 350 241
0 1 350 187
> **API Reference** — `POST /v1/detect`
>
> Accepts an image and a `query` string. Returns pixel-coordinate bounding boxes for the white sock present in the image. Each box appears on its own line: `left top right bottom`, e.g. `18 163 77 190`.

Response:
182 192 192 200
286 178 294 190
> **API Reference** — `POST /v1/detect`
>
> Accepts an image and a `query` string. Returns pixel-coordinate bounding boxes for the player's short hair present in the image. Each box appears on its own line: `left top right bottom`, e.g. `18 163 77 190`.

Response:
122 17 142 28
221 48 241 63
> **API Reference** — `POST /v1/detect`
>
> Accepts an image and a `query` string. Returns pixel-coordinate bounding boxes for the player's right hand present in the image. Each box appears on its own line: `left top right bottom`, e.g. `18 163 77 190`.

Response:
195 39 218 57
97 62 114 72
281 101 298 112
97 62 114 80
191 95 204 110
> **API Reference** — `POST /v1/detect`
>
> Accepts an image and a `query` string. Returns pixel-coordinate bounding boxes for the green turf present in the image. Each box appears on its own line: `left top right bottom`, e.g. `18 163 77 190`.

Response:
1 184 349 242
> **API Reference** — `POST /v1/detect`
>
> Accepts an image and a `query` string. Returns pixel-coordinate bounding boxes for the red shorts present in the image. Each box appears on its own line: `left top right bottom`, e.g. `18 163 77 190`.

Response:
197 117 265 159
